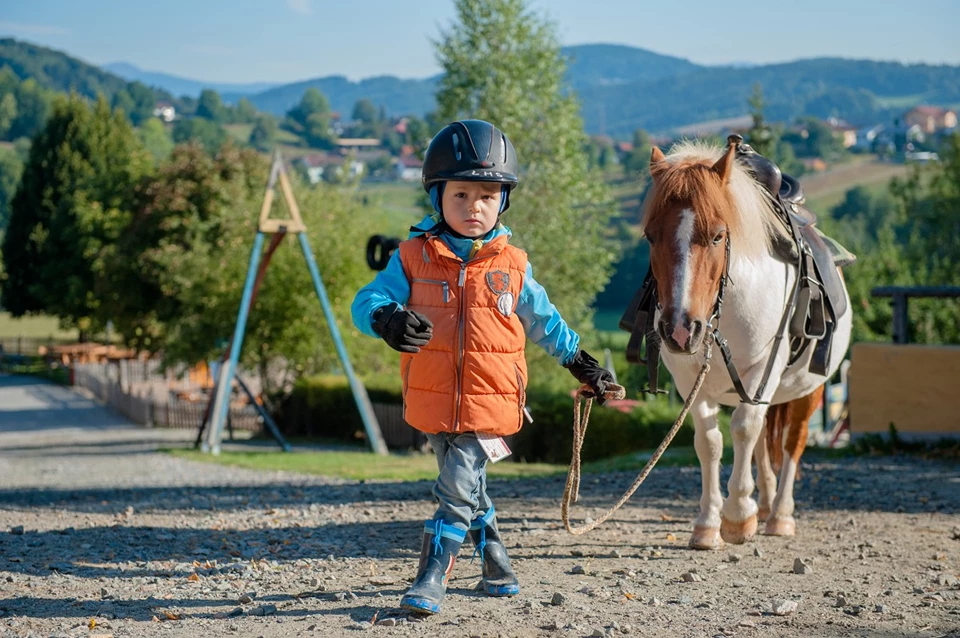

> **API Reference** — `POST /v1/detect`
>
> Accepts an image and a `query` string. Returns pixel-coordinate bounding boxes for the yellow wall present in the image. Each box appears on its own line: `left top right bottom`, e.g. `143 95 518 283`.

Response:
850 343 960 434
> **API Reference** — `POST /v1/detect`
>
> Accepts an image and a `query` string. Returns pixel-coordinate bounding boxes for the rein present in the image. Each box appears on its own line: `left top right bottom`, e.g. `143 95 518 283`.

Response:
561 341 713 535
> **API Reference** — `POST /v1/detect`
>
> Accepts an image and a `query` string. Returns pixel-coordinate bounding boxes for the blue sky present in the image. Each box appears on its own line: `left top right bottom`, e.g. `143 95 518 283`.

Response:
2 0 958 83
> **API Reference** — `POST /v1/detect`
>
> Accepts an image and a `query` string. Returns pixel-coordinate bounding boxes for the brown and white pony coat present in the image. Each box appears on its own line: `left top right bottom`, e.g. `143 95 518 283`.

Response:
642 141 851 548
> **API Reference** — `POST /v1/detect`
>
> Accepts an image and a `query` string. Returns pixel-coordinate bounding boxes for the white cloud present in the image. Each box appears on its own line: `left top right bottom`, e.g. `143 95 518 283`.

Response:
185 44 236 57
0 21 70 36
287 0 312 15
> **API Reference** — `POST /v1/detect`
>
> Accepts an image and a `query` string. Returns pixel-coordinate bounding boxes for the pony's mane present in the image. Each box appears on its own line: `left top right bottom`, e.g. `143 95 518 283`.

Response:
643 139 777 258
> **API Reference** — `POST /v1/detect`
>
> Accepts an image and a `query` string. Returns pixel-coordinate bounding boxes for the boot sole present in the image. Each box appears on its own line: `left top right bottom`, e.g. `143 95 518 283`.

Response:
484 583 520 597
400 596 441 614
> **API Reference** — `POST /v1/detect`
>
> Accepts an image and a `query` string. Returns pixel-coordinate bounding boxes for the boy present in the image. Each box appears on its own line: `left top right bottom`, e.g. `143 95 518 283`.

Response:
351 119 613 614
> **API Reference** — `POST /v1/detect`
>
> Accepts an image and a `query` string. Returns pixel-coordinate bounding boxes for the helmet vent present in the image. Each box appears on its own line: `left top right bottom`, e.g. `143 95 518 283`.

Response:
500 134 507 164
452 133 461 161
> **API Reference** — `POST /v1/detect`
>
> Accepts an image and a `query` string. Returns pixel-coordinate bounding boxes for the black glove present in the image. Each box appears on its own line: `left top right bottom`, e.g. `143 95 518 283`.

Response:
564 349 615 404
372 304 433 353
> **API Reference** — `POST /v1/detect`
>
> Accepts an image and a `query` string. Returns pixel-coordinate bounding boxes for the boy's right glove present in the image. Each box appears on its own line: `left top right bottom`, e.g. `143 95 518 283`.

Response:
372 303 434 353
564 349 615 404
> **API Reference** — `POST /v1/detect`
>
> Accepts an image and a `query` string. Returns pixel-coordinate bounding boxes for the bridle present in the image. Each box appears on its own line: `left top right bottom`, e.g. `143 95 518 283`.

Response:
626 230 803 406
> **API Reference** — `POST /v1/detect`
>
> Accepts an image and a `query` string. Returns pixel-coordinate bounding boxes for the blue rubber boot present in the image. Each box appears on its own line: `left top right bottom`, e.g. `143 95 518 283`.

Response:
400 520 465 614
469 507 520 596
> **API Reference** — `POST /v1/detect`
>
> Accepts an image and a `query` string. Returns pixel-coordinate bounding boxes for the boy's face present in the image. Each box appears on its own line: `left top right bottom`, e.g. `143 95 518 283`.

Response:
441 181 502 238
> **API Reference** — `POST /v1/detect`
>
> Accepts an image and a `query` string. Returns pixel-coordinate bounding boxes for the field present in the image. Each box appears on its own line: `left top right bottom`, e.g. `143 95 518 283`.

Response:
0 312 77 339
800 155 909 213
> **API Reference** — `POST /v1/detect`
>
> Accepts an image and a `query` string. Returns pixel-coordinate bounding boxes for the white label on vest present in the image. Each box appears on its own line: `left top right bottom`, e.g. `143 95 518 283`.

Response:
476 433 512 463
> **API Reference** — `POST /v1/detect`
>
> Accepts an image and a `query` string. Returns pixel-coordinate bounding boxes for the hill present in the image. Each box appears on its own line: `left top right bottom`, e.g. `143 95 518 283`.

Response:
0 38 131 101
104 62 279 98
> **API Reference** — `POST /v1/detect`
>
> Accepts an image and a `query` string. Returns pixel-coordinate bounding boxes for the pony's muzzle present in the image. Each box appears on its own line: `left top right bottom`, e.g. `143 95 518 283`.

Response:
658 311 705 354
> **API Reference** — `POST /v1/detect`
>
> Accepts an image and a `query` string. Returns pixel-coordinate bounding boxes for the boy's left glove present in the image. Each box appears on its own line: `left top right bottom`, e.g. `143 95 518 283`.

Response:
564 349 615 404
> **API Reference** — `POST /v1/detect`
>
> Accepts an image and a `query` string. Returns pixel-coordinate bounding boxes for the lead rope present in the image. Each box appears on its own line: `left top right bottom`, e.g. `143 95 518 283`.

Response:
561 337 714 535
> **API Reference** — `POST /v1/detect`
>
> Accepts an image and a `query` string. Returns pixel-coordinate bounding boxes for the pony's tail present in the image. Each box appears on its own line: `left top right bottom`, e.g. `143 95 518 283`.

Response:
765 402 790 474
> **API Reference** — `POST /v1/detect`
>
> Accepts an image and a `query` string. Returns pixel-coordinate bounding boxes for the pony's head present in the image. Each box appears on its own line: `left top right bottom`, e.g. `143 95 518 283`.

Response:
642 141 774 355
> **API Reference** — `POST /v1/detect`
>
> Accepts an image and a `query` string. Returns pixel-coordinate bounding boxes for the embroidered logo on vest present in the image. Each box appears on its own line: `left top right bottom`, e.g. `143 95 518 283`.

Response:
486 271 510 295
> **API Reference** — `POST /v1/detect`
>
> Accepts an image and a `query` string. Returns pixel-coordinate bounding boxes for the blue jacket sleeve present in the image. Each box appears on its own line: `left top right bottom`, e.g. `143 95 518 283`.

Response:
516 263 581 365
351 250 410 338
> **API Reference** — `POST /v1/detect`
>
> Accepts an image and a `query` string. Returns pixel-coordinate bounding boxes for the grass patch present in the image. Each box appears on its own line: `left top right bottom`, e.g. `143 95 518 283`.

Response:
166 448 566 481
0 313 78 339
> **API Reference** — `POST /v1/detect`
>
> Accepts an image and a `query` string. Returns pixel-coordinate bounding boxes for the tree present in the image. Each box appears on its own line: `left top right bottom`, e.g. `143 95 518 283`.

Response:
1 95 152 332
172 117 228 153
196 89 224 122
351 98 380 137
404 115 431 155
746 83 775 157
833 133 960 344
0 92 15 139
110 144 391 392
249 113 278 151
139 117 174 162
285 88 337 149
7 78 51 140
234 97 258 124
435 0 618 383
622 128 652 176
0 146 22 231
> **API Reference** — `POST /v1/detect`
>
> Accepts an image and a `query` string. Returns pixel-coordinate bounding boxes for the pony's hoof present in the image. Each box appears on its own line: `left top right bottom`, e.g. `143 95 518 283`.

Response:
689 525 724 550
764 516 796 537
720 514 757 544
757 506 771 522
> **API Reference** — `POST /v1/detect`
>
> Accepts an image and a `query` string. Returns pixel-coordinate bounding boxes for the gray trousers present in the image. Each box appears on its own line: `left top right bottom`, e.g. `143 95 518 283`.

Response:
424 432 493 532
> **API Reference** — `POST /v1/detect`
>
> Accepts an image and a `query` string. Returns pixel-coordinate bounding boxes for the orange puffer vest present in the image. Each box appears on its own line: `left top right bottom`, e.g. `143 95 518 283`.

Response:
399 233 528 435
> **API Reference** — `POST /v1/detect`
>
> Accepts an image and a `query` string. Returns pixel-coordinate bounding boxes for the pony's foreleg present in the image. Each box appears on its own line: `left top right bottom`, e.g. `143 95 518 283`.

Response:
753 422 777 522
720 403 766 544
766 386 822 537
689 400 724 550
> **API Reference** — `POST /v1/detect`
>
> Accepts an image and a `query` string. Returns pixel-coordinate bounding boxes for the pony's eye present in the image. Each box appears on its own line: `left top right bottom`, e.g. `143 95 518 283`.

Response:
712 231 725 246
644 232 657 245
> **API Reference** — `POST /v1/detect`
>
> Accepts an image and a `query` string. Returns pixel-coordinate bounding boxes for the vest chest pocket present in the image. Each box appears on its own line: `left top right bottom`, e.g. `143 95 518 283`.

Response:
411 278 449 303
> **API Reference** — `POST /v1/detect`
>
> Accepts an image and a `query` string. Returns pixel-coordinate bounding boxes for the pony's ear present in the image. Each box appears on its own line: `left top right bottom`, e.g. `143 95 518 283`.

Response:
650 147 667 178
711 143 736 184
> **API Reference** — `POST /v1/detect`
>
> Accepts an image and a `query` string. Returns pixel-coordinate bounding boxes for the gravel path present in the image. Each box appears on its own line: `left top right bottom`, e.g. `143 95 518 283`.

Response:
1 374 959 638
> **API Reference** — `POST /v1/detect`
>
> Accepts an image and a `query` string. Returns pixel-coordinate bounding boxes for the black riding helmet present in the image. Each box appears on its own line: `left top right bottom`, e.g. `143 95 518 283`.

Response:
422 120 519 211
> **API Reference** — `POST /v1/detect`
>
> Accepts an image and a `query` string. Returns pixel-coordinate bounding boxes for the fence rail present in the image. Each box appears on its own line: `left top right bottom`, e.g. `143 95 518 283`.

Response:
73 366 261 431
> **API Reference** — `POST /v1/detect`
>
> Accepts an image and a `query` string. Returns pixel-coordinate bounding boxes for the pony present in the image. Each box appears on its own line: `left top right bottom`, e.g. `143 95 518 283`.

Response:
640 140 852 549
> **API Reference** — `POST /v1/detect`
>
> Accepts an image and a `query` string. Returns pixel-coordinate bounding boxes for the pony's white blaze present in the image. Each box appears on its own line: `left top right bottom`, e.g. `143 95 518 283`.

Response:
670 209 696 348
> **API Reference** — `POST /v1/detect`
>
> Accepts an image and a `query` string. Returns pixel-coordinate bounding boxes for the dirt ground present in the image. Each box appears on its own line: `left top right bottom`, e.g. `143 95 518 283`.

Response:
1 374 959 638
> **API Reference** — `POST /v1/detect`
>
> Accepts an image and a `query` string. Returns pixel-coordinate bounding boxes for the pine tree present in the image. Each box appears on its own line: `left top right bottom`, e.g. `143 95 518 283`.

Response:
1 95 151 333
434 0 618 348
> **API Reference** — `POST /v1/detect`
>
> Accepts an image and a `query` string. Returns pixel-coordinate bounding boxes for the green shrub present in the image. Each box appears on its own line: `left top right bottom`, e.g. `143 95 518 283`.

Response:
509 391 695 464
276 374 401 439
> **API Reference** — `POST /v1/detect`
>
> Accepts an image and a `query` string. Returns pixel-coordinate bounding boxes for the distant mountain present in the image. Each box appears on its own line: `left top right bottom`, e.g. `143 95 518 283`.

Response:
0 38 131 100
230 75 439 119
5 38 960 139
104 62 279 99
581 57 960 136
561 43 702 90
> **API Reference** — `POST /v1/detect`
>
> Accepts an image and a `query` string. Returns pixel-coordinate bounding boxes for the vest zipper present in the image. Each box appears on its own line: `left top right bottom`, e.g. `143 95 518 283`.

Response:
412 278 449 303
401 358 412 421
452 253 499 432
514 363 526 430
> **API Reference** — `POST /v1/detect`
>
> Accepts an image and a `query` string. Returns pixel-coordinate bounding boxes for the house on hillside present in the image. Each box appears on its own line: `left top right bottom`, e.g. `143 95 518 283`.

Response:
854 124 885 152
293 153 340 185
153 102 176 123
903 106 958 134
337 138 381 152
395 155 423 181
825 118 858 149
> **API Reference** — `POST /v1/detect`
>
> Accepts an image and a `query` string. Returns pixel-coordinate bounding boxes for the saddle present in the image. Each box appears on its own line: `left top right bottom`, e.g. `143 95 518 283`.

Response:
730 134 856 375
